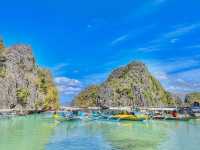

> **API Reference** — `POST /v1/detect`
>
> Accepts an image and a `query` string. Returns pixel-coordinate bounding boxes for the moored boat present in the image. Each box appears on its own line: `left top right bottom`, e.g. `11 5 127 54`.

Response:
164 115 191 121
52 111 81 122
112 114 148 121
191 105 200 118
152 114 165 120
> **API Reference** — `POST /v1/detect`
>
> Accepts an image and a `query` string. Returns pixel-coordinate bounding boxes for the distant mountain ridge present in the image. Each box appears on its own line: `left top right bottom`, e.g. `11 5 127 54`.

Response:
74 61 181 107
0 39 59 112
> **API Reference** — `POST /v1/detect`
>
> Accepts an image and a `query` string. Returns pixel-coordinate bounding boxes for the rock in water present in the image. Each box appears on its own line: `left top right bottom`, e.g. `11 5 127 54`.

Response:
74 61 177 107
0 40 59 111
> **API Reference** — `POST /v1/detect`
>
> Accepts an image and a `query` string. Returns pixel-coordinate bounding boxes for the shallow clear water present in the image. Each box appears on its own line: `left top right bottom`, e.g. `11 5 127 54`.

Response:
0 114 200 150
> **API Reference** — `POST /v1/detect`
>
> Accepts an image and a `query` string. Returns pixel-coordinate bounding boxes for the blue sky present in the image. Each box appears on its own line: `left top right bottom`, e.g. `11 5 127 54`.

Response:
0 0 200 104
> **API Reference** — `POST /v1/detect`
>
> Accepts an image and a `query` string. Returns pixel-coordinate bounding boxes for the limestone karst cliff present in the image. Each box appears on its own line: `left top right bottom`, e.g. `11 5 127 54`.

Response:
0 39 59 111
74 61 179 107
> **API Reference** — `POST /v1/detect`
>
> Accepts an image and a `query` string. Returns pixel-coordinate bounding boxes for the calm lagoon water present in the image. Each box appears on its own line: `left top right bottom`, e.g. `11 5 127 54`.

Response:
0 114 200 150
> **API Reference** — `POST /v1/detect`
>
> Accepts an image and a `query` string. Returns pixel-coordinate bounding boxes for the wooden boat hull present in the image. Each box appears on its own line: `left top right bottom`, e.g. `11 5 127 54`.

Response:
112 114 148 121
53 114 80 122
194 113 200 118
152 116 165 120
165 117 190 121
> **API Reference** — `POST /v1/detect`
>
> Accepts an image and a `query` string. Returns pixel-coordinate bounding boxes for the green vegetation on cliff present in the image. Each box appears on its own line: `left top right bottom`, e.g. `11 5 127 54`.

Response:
0 39 6 78
0 66 6 77
74 61 178 107
35 69 60 111
73 85 100 107
16 88 30 106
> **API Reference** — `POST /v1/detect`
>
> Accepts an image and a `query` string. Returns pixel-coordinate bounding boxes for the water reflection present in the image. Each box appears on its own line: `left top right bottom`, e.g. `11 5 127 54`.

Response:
1 115 200 150
46 120 171 150
0 114 56 150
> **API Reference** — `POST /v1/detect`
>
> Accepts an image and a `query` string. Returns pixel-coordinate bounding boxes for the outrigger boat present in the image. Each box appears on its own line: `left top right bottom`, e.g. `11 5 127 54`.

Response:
152 109 191 121
112 114 148 121
152 114 165 120
90 111 113 120
52 111 80 122
190 105 200 118
164 116 190 121
164 112 191 121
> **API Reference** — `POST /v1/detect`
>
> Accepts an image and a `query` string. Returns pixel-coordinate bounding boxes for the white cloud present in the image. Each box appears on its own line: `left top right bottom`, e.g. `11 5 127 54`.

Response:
186 44 200 49
149 57 200 94
54 77 82 96
52 63 68 71
160 57 200 73
82 72 108 86
138 23 200 53
170 38 179 44
87 24 92 28
110 25 155 48
73 70 79 73
51 63 69 76
136 46 160 53
54 77 80 86
163 23 200 39
165 69 200 94
111 34 129 46
155 0 166 3
133 0 167 17
152 70 168 80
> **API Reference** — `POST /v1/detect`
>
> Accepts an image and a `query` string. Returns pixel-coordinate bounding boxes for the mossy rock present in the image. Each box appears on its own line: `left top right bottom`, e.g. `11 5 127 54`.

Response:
35 68 60 110
16 88 30 105
73 85 100 107
0 65 6 78
34 100 44 110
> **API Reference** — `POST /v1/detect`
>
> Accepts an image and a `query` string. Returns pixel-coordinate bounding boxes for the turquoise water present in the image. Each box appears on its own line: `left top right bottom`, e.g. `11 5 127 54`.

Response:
0 114 200 150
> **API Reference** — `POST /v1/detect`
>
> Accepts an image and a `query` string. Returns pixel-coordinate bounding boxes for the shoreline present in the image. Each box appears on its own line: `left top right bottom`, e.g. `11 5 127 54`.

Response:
0 109 46 116
0 106 192 115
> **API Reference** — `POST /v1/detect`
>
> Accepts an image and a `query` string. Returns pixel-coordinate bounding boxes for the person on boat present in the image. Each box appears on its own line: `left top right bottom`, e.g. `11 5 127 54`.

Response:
73 110 78 116
172 110 177 118
131 111 135 115
53 111 57 115
53 111 60 119
61 112 66 117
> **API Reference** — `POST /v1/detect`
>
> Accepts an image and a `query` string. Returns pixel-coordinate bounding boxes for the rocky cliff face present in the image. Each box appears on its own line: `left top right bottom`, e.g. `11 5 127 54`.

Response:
0 39 59 111
74 61 178 107
185 92 200 104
